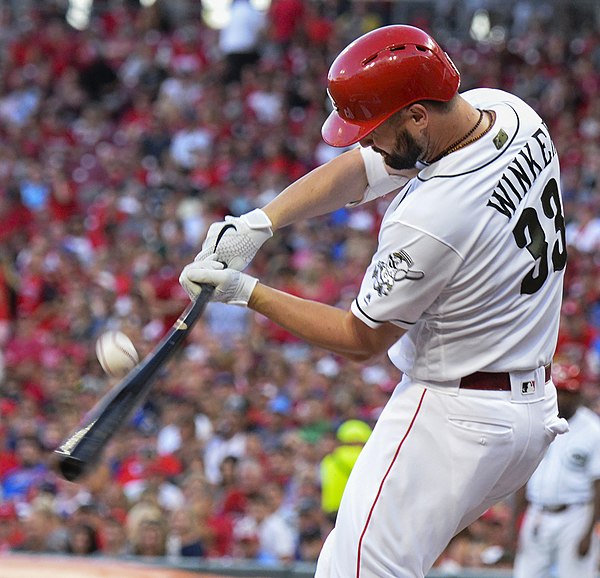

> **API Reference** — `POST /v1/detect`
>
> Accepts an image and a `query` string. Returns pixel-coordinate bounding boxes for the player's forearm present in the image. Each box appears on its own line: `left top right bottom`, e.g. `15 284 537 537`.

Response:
262 148 367 230
248 283 404 362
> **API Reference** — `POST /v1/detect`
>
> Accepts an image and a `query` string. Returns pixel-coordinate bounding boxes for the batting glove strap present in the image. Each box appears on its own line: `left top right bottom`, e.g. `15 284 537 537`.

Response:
180 258 258 307
195 209 273 271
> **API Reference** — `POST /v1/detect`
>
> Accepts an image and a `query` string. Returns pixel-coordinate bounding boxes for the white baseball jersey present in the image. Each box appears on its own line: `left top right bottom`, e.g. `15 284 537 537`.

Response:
525 406 600 506
351 88 566 382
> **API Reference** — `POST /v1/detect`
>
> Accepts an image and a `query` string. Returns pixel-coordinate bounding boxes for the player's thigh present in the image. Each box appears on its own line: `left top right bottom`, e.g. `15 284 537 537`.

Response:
454 387 560 531
314 528 336 578
327 382 518 577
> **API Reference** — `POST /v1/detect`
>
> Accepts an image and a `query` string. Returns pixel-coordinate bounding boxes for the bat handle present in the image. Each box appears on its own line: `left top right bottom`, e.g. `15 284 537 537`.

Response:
53 284 216 482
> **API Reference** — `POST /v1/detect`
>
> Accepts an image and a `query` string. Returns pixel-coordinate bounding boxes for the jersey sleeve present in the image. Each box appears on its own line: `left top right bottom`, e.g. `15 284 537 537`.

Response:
346 147 412 207
351 219 463 329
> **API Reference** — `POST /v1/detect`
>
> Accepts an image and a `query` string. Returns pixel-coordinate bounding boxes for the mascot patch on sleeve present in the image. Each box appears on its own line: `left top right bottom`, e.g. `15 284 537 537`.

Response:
372 250 424 297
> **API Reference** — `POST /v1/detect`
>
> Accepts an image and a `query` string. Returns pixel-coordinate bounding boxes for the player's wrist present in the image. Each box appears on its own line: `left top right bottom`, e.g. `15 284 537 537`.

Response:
240 208 273 234
230 273 258 307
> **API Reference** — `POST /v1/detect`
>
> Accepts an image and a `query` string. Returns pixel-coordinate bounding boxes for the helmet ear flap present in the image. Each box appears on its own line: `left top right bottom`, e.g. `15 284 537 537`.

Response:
322 25 460 147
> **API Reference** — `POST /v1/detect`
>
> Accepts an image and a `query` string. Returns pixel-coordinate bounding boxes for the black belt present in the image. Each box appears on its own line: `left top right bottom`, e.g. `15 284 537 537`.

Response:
540 503 586 513
459 364 551 391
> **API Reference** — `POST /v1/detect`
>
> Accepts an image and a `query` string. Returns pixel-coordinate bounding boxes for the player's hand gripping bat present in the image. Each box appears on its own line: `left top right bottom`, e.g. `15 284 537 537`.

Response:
53 285 214 482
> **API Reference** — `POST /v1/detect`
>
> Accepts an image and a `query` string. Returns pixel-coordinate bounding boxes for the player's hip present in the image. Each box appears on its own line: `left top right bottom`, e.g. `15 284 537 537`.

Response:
384 376 566 457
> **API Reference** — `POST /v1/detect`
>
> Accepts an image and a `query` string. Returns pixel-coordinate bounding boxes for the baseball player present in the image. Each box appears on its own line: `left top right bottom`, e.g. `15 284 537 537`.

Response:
512 363 600 578
179 25 569 578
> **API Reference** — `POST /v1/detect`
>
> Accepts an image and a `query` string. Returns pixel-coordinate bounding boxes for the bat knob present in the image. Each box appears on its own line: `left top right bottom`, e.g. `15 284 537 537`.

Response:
55 453 87 482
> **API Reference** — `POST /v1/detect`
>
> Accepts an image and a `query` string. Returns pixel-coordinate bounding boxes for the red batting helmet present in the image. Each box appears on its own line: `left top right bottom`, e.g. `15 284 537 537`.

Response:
552 363 583 393
322 25 460 147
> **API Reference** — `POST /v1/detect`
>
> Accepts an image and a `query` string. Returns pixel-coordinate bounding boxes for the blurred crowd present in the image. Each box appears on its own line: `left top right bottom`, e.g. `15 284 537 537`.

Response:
1 0 600 570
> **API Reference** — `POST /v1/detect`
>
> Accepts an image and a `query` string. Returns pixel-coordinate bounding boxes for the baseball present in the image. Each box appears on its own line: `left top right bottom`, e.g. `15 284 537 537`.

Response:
95 330 139 377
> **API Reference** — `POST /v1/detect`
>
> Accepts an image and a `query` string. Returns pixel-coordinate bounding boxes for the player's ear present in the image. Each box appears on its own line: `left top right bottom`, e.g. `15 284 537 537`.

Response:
405 104 428 127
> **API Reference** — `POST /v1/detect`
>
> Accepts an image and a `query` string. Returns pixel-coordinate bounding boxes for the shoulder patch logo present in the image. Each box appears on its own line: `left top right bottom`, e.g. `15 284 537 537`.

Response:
372 250 424 297
493 129 508 150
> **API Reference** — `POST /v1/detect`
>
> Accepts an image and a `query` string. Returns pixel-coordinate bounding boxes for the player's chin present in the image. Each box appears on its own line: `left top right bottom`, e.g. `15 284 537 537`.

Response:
384 154 420 171
380 139 424 170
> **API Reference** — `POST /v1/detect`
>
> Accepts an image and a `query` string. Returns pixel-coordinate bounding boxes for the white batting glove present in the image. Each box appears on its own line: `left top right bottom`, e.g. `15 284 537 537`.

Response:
179 256 258 306
195 208 273 271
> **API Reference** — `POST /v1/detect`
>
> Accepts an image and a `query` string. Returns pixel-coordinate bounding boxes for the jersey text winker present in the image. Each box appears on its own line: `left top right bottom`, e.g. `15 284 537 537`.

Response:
487 124 557 219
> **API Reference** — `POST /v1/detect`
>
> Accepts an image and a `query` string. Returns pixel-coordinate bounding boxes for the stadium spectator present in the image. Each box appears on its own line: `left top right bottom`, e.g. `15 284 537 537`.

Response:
66 522 99 555
319 419 372 523
166 506 205 558
0 502 24 552
97 512 129 556
219 0 266 85
1 435 49 503
238 490 297 563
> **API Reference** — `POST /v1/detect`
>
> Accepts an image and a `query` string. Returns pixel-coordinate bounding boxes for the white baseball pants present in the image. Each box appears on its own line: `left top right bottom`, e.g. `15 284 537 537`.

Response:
513 502 600 578
315 376 565 578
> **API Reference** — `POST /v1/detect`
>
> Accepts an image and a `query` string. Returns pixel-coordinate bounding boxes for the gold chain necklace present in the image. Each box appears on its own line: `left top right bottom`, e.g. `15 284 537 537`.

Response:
429 109 493 164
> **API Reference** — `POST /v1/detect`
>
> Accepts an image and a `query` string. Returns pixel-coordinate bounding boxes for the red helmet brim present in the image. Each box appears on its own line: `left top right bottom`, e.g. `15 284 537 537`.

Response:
321 110 378 147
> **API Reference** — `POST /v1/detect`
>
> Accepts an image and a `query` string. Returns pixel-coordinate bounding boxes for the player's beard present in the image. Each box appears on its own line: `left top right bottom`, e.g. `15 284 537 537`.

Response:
373 128 423 170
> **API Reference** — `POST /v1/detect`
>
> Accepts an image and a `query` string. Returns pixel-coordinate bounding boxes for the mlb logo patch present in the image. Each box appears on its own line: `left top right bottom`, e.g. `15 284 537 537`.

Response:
521 380 536 395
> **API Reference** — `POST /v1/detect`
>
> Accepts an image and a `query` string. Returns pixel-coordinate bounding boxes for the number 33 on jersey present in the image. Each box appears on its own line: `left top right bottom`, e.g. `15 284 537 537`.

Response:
351 87 566 383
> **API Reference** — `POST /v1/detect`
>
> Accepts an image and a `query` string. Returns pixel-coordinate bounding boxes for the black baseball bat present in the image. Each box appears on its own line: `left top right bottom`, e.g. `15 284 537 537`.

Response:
54 285 214 482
